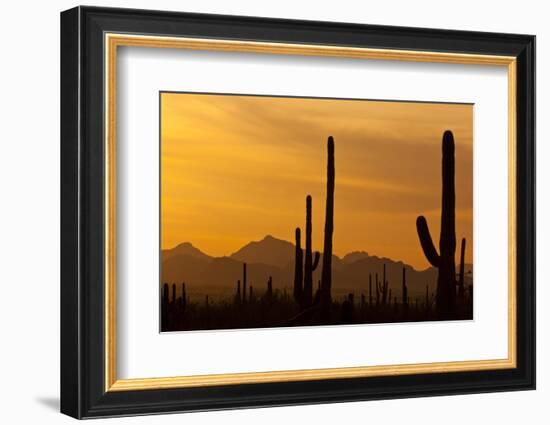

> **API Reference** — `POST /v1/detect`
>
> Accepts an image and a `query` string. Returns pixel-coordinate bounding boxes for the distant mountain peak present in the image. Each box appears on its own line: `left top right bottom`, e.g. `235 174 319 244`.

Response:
342 251 370 264
163 241 212 262
161 237 445 297
174 241 195 249
230 235 296 268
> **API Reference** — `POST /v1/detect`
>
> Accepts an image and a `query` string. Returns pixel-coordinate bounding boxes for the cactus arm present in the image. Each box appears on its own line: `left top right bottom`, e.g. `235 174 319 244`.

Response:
312 251 320 271
416 216 440 267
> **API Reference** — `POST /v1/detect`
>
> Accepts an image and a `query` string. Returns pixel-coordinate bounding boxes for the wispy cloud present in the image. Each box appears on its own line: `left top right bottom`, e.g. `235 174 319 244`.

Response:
161 93 473 268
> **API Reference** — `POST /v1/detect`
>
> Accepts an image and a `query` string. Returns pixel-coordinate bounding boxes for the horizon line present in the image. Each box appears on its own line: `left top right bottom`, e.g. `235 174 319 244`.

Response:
161 235 474 273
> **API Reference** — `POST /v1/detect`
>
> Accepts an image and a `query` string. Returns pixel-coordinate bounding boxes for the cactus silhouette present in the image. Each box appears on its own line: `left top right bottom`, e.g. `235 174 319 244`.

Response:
161 283 169 330
303 195 321 306
416 130 457 317
377 264 389 305
402 268 408 308
375 273 380 305
267 276 273 298
163 283 169 306
172 283 176 304
181 282 187 310
369 274 373 305
242 263 247 304
341 294 354 323
457 238 466 299
235 279 241 304
293 227 304 305
320 136 335 319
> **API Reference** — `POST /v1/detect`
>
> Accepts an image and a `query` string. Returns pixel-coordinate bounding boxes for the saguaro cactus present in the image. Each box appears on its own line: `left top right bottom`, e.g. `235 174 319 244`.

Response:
235 279 241 304
303 195 321 306
163 283 169 307
375 273 380 305
320 136 335 319
161 283 169 331
242 263 247 304
402 267 408 308
293 227 303 304
181 282 187 310
267 276 273 297
416 130 457 317
377 264 389 305
369 274 373 305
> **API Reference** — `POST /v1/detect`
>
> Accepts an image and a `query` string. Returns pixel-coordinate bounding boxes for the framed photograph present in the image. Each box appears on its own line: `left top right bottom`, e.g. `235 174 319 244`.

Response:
60 6 535 419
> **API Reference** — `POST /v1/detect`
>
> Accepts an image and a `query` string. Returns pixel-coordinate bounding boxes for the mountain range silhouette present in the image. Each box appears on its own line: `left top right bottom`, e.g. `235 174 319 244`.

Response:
161 235 473 299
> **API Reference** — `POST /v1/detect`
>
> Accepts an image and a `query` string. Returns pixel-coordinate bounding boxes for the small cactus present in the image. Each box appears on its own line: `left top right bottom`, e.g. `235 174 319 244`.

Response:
235 279 241 304
267 276 273 297
162 283 169 306
368 274 373 305
377 264 389 305
181 282 187 310
293 228 304 305
402 268 408 308
242 262 247 304
375 273 380 306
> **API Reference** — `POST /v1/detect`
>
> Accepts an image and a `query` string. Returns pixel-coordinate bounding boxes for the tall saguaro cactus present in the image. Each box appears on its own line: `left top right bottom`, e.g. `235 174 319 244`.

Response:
293 227 304 305
303 195 321 306
320 136 335 320
416 130 457 317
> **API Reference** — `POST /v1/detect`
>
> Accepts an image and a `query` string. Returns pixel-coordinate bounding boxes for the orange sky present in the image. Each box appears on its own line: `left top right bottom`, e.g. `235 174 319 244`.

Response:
161 93 473 270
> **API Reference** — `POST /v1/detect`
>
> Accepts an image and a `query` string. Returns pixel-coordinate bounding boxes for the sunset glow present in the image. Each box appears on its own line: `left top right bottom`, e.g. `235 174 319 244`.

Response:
161 92 473 270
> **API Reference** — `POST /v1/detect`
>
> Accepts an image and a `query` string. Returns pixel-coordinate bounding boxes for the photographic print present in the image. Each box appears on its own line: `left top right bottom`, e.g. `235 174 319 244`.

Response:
160 92 473 332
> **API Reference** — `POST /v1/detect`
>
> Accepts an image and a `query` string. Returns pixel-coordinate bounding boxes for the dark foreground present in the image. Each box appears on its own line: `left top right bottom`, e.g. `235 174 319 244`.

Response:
161 289 473 332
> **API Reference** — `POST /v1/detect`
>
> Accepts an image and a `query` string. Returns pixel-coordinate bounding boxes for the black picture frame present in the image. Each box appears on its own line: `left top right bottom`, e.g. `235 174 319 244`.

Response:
61 5 535 419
